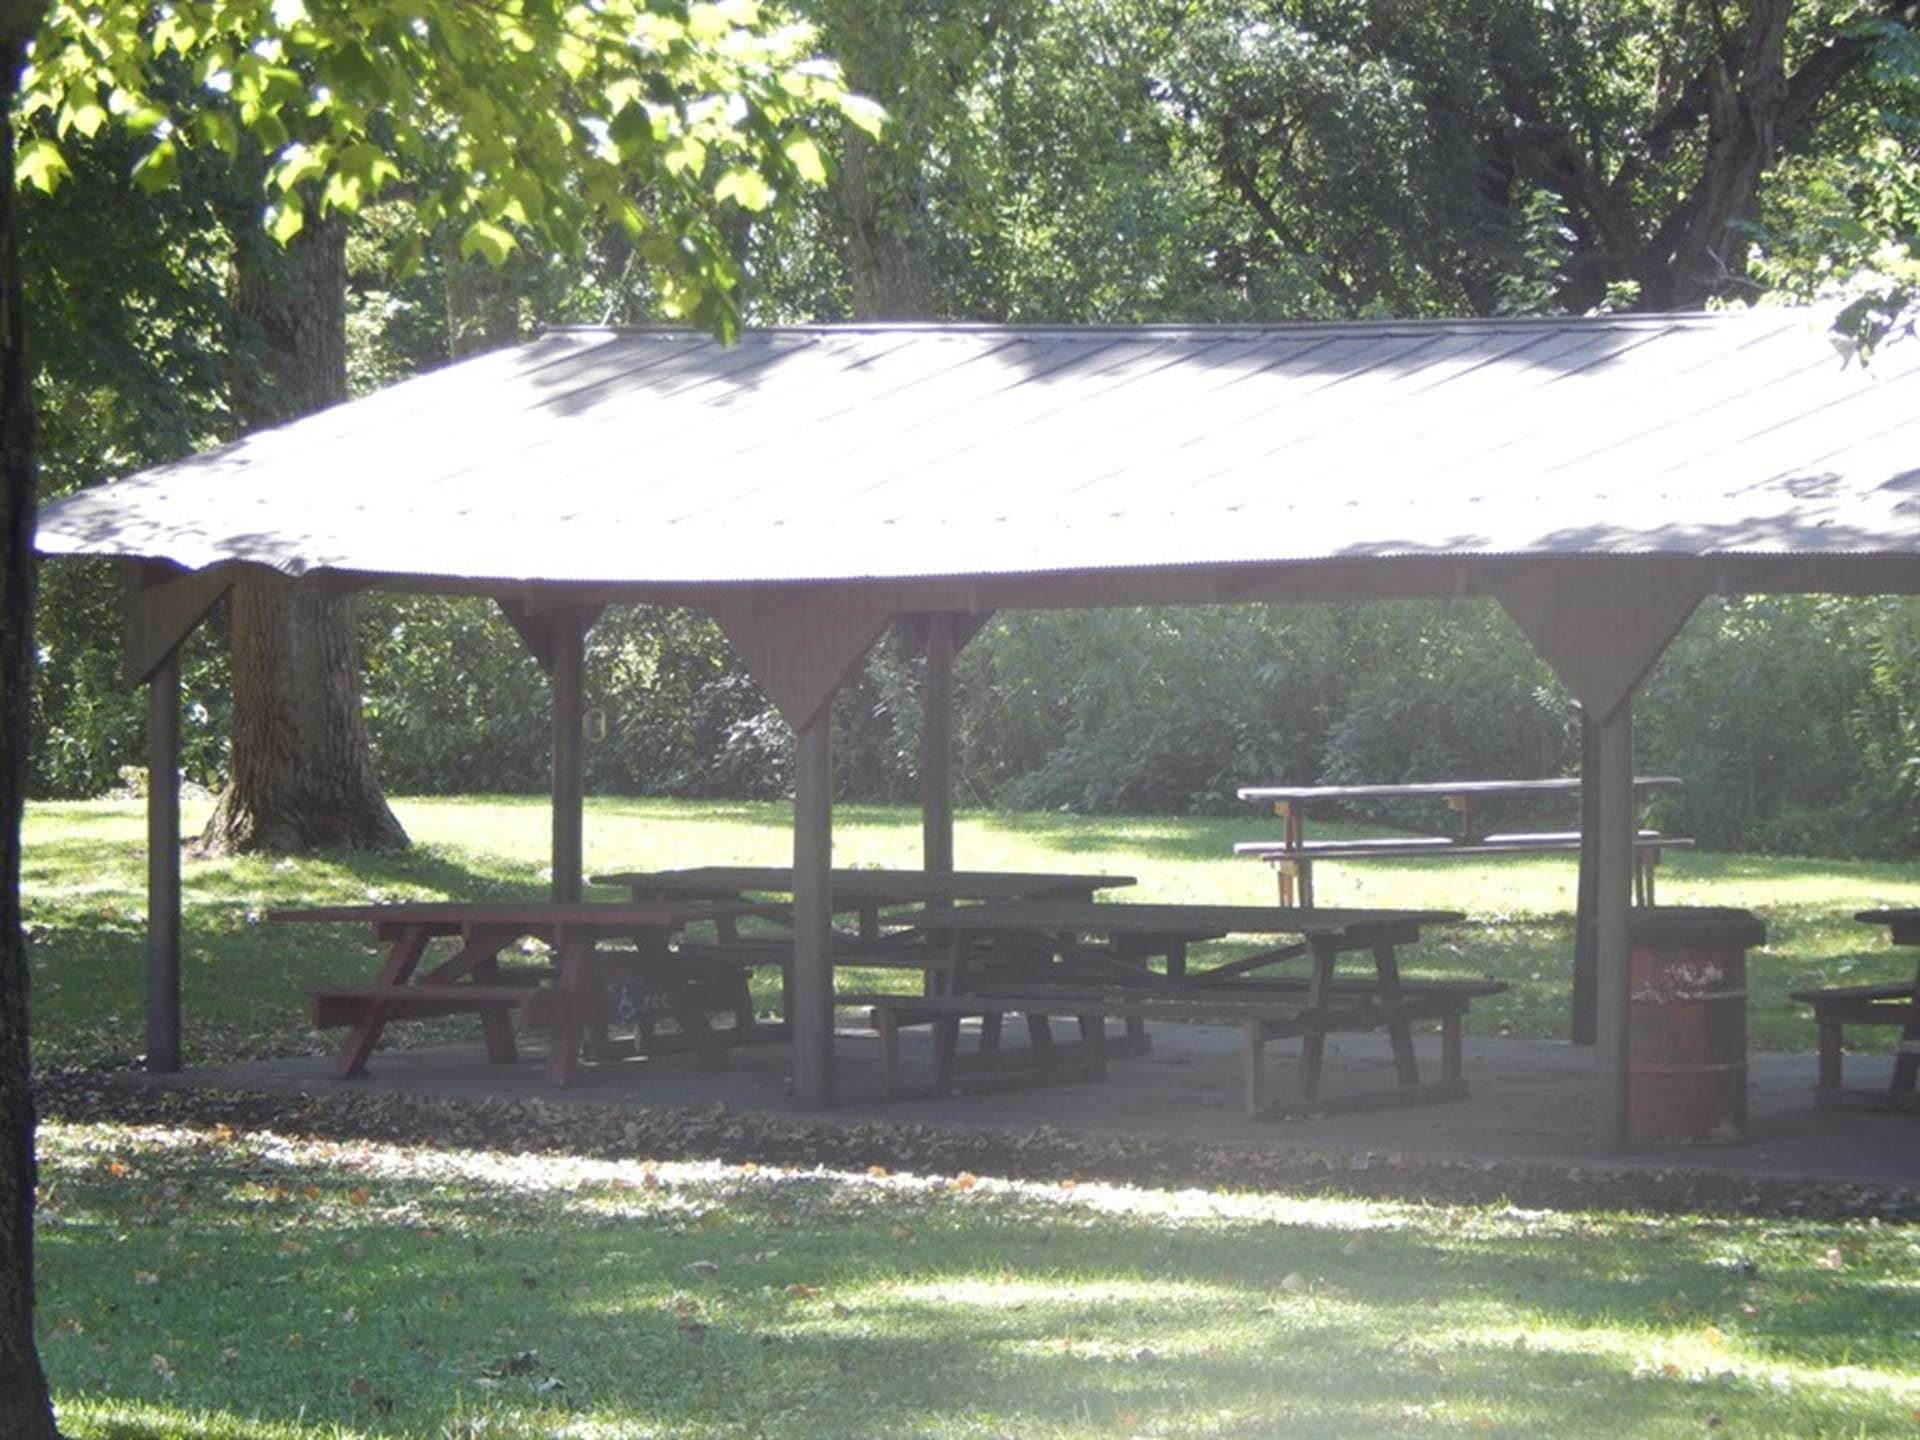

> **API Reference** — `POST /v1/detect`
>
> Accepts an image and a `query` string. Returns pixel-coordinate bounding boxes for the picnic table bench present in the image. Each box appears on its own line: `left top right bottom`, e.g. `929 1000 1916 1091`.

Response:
272 900 774 1087
1236 777 1690 906
590 866 1139 1049
1792 910 1920 1110
839 901 1496 1118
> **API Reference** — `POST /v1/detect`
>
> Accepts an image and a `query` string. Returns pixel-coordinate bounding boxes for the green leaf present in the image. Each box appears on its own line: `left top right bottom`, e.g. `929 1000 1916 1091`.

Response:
195 109 239 157
839 94 887 139
267 194 305 245
780 129 827 185
714 165 771 211
663 134 707 178
459 218 517 267
270 142 329 194
16 138 70 194
130 139 178 193
57 95 107 139
393 232 425 282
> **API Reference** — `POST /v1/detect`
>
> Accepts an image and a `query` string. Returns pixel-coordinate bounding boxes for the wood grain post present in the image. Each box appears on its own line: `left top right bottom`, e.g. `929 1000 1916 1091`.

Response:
1572 707 1600 1046
921 612 955 875
792 706 834 1107
144 652 182 1073
550 609 587 904
1593 704 1636 1155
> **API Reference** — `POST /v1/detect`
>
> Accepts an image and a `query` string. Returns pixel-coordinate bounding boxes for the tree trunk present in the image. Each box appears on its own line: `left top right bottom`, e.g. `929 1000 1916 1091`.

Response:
837 124 935 320
0 1 66 1431
445 247 522 359
816 0 938 321
199 209 406 854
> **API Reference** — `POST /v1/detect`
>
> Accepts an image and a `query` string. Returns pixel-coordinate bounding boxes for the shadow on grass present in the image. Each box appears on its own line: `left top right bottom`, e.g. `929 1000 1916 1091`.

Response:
38 1134 1911 1440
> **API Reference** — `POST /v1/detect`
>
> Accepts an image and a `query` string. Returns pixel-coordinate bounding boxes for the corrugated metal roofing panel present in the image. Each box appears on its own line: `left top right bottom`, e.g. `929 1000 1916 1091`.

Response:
32 309 1920 596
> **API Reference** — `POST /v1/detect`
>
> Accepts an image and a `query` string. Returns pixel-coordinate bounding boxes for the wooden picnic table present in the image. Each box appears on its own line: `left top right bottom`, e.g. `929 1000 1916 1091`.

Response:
272 899 775 1087
841 900 1495 1117
1791 910 1920 1110
592 866 1136 944
1235 776 1689 906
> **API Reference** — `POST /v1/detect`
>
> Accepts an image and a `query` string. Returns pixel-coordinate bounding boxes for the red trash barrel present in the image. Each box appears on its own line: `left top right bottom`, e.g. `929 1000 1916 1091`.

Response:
1626 907 1766 1150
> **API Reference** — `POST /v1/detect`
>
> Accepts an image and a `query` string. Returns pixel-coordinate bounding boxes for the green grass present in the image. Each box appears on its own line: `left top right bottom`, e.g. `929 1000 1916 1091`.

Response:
34 1118 1920 1439
25 798 1920 1437
23 794 1920 1069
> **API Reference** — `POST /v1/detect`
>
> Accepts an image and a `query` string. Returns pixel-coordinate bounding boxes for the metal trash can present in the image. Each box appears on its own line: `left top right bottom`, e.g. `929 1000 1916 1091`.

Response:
1627 907 1766 1150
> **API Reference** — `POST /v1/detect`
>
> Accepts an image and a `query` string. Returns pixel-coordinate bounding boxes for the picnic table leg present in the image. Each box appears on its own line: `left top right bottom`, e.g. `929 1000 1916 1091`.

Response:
1026 1013 1057 1080
1441 1012 1463 1084
1078 1014 1107 1082
472 955 520 1065
543 931 594 1088
978 1009 1004 1072
1894 973 1920 1093
875 1008 902 1100
333 924 432 1080
932 1013 961 1095
1245 1017 1268 1118
1371 942 1422 1089
1817 1017 1843 1098
1296 938 1336 1102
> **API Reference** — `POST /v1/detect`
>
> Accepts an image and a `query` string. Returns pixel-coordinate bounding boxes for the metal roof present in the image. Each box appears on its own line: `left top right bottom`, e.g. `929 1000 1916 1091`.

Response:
33 308 1920 602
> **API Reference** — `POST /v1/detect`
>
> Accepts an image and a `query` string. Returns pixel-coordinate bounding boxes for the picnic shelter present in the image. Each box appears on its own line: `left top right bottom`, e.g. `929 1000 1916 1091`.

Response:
31 306 1920 1154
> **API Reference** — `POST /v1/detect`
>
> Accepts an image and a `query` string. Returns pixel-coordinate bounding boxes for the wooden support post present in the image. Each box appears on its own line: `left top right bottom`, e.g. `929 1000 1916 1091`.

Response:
922 612 956 875
1593 704 1636 1155
792 707 835 1107
144 652 182 1073
550 610 587 903
1572 707 1600 1046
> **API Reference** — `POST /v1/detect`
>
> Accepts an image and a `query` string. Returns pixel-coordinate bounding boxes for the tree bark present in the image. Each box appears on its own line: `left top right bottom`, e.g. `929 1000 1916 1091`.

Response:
816 0 939 321
0 1 67 1431
199 208 406 854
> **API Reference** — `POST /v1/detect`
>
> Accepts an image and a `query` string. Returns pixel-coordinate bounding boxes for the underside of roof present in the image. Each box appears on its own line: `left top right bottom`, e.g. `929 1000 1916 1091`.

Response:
33 308 1920 605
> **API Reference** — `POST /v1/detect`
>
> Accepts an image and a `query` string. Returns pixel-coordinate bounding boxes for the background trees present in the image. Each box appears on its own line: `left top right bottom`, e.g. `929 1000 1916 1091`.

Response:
17 0 1920 864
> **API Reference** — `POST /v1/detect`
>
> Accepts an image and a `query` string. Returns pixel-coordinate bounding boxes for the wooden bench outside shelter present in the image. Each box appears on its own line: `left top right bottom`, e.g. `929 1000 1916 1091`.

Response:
1236 777 1690 906
1793 909 1920 1110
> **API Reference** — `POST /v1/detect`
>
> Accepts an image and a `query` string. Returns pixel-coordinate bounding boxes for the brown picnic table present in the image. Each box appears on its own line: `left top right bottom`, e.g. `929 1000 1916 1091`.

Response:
1792 910 1920 1111
592 866 1136 945
839 900 1496 1118
271 900 775 1087
1235 776 1689 906
591 867 1138 1041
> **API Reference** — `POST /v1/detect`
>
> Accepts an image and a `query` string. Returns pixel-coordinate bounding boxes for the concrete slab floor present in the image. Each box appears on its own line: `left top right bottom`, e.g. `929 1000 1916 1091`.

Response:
126 1020 1920 1188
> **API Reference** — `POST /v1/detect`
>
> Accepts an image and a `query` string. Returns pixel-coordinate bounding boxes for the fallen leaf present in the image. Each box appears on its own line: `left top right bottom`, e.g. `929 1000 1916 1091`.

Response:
889 1222 914 1241
133 1270 160 1288
150 1353 174 1384
348 1187 370 1207
1280 1272 1308 1293
686 1260 720 1277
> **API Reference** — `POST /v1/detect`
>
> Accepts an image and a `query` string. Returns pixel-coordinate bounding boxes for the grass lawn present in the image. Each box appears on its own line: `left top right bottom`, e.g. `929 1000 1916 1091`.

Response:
23 796 1920 1437
22 794 1920 1069
35 1117 1920 1439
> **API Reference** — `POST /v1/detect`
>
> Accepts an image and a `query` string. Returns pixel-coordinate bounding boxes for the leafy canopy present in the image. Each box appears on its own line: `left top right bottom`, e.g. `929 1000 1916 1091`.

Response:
15 0 883 335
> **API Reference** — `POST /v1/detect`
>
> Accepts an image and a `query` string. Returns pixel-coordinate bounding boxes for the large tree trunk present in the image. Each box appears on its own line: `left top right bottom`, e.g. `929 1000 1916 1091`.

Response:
199 210 405 854
0 2 66 1432
816 0 938 320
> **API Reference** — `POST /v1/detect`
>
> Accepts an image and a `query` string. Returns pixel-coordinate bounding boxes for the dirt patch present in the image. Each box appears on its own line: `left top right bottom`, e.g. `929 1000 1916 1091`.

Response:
35 1067 1920 1225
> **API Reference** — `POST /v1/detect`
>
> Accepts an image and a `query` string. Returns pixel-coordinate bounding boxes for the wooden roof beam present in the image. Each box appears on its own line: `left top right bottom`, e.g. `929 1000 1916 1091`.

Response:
706 586 899 731
122 561 234 686
1497 557 1708 724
